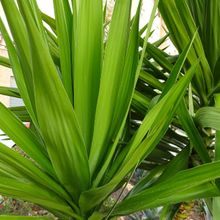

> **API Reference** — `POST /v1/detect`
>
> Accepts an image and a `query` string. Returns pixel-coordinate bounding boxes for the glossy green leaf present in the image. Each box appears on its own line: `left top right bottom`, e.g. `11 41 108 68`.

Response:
0 177 75 217
188 0 220 82
129 165 166 196
92 1 141 187
0 142 72 203
177 100 211 163
54 0 73 101
161 31 197 97
89 0 132 176
0 103 53 174
18 0 90 199
159 0 213 104
80 58 197 212
1 1 35 109
74 0 103 150
0 17 36 123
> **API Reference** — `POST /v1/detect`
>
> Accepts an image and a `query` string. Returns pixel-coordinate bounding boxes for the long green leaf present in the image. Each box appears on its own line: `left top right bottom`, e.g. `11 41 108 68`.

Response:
101 0 159 185
92 0 141 187
161 31 197 96
0 18 37 123
89 0 132 176
155 145 190 184
54 0 73 101
113 160 220 215
0 103 53 174
0 142 72 204
80 59 197 212
18 0 90 199
0 177 74 217
1 1 35 109
74 0 103 150
177 100 211 163
159 0 213 104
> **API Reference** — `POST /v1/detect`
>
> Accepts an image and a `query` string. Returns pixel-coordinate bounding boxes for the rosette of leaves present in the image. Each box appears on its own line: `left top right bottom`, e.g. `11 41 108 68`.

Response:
0 1 219 220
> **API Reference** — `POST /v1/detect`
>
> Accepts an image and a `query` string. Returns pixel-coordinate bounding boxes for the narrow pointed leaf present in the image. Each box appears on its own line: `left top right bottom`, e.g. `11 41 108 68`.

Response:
74 0 103 150
0 18 37 123
89 0 132 176
1 1 35 108
113 160 220 215
54 0 73 101
0 142 72 203
80 61 197 212
0 103 53 174
0 177 74 217
18 0 90 199
177 100 211 163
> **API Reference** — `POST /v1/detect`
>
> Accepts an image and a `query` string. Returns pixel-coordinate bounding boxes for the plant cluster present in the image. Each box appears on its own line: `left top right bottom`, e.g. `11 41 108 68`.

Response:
0 0 220 219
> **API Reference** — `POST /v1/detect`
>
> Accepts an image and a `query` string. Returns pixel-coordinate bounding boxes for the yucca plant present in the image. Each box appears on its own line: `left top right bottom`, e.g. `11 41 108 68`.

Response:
0 0 220 220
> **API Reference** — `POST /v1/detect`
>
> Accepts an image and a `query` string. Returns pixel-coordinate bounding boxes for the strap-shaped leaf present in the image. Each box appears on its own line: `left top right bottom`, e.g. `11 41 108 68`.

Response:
186 0 205 37
159 0 213 103
129 165 166 196
0 142 72 203
92 1 141 187
25 0 47 43
18 1 90 199
0 103 53 174
177 100 211 163
119 65 197 178
0 18 36 123
187 0 220 81
89 0 132 176
74 0 103 150
54 0 73 101
1 1 35 108
161 31 197 96
80 58 198 212
0 177 74 217
139 71 164 91
113 158 220 215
